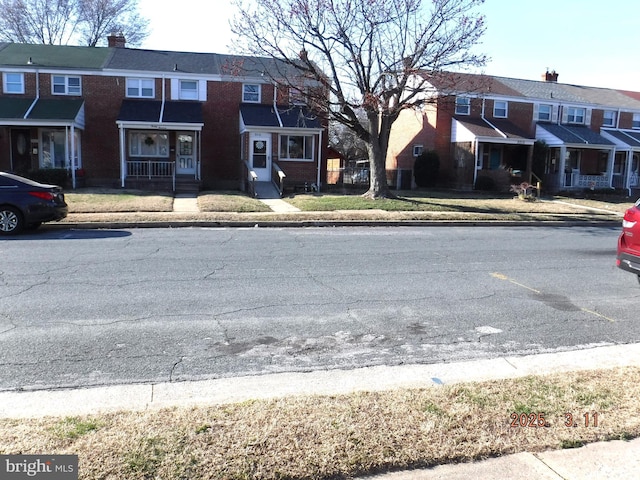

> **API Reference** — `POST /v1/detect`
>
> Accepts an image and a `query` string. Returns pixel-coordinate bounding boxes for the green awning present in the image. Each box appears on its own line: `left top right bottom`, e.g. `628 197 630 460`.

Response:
0 97 84 127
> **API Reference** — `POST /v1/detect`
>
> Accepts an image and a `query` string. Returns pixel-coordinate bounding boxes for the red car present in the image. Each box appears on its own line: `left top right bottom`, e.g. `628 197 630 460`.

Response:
617 198 640 285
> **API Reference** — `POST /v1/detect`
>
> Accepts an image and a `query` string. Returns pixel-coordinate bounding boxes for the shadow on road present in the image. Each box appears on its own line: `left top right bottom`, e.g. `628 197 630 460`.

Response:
3 228 133 241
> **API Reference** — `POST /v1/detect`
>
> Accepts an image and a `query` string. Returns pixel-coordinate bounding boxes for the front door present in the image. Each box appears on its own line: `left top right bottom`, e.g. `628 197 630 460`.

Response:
11 129 31 175
250 134 271 181
176 133 196 175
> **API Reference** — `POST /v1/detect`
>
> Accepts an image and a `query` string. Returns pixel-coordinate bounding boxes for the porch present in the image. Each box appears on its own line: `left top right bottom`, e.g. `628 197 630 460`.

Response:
123 159 201 193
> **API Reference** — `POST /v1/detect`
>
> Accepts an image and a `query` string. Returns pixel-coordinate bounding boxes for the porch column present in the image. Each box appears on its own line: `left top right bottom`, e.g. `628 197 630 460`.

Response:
119 124 126 188
625 151 633 192
558 146 567 187
70 125 76 189
525 144 533 184
606 148 614 188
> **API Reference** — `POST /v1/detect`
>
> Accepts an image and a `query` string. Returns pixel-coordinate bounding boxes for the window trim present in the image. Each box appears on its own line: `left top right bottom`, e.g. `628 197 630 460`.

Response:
179 79 198 100
602 110 617 127
279 134 315 162
633 113 640 130
455 96 470 115
128 131 169 157
126 78 155 98
566 106 586 125
52 75 81 96
537 104 552 122
413 145 424 157
493 100 508 118
3 72 25 94
243 83 261 103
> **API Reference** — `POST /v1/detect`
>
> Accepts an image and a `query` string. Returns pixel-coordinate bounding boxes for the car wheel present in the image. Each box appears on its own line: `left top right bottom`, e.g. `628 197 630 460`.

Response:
637 275 640 286
0 206 23 235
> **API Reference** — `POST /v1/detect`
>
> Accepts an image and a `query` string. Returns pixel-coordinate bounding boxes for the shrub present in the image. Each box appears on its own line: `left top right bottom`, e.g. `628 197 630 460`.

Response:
413 150 440 187
475 175 496 191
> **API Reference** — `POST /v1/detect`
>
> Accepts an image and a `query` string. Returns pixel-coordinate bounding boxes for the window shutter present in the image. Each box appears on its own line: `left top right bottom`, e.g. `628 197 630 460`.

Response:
533 104 539 121
170 79 179 100
552 105 559 123
561 106 568 124
585 108 592 126
198 80 207 101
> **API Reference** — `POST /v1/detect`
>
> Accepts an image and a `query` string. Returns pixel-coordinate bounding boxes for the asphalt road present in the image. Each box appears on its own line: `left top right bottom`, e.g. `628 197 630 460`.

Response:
1 225 638 391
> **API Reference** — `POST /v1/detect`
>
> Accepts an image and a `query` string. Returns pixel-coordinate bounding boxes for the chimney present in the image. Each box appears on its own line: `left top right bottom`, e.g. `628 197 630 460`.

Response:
108 32 126 48
542 69 558 82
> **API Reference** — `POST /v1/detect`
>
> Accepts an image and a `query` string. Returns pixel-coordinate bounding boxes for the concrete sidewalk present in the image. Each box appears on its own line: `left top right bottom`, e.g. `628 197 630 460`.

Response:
1 343 639 478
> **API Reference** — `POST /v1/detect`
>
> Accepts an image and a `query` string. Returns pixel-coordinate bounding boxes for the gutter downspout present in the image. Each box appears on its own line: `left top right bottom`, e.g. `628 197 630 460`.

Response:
159 75 166 122
273 83 283 128
24 69 39 119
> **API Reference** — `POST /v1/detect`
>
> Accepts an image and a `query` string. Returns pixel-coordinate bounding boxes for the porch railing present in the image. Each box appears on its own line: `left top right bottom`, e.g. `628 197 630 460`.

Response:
570 173 611 189
126 160 176 191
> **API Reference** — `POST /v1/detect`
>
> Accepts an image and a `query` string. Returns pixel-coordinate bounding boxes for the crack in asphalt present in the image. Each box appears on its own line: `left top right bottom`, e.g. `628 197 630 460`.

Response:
169 357 184 382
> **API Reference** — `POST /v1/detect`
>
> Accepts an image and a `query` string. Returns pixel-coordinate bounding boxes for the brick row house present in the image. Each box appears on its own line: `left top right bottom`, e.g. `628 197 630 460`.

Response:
387 70 640 194
0 35 327 193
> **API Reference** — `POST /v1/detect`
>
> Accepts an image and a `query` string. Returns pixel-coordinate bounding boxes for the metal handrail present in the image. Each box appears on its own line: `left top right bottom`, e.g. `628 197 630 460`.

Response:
272 162 286 197
244 160 258 197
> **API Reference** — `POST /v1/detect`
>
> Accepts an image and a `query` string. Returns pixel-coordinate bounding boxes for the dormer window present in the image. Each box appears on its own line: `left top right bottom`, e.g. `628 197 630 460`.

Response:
455 96 470 115
243 84 260 103
493 100 507 118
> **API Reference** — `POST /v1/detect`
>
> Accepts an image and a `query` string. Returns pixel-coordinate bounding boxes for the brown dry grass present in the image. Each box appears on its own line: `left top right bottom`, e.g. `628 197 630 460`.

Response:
2 367 638 479
65 189 174 213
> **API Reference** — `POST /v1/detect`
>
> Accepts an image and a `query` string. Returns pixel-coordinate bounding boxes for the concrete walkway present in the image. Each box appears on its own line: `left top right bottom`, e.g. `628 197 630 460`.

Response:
172 193 200 213
259 198 301 212
1 344 639 479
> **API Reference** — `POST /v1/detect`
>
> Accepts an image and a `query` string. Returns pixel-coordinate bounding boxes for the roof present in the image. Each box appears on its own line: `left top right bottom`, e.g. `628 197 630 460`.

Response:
538 123 615 146
0 42 111 69
0 97 84 124
240 103 322 129
104 48 295 78
424 70 640 111
601 129 640 148
454 116 533 141
117 99 203 125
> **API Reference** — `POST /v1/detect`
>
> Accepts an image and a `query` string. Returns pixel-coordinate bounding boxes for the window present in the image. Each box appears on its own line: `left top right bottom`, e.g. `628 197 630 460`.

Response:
603 110 617 127
279 135 314 160
566 107 585 124
179 80 198 100
126 78 154 98
40 129 81 169
243 84 260 103
493 100 507 118
128 131 169 157
455 96 470 115
633 113 640 129
413 145 424 157
3 73 24 94
52 75 81 95
537 104 552 121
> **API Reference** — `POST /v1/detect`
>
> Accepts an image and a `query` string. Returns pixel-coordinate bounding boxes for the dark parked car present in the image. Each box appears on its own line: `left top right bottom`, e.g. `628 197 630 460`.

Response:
0 172 68 235
617 198 640 285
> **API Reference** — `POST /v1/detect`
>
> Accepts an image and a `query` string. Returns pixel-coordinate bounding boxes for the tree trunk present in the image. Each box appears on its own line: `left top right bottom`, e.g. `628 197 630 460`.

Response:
363 112 393 199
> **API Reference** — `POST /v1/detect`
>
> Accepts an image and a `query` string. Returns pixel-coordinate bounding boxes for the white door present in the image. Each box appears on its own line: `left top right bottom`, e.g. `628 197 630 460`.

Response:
176 133 196 175
250 134 271 181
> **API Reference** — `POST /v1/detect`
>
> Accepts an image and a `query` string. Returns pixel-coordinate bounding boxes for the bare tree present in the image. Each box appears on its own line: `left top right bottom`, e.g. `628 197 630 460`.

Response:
0 0 148 47
231 0 486 198
77 0 148 47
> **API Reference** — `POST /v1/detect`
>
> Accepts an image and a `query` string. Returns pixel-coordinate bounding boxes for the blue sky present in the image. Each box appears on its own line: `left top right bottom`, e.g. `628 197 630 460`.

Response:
138 0 639 91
